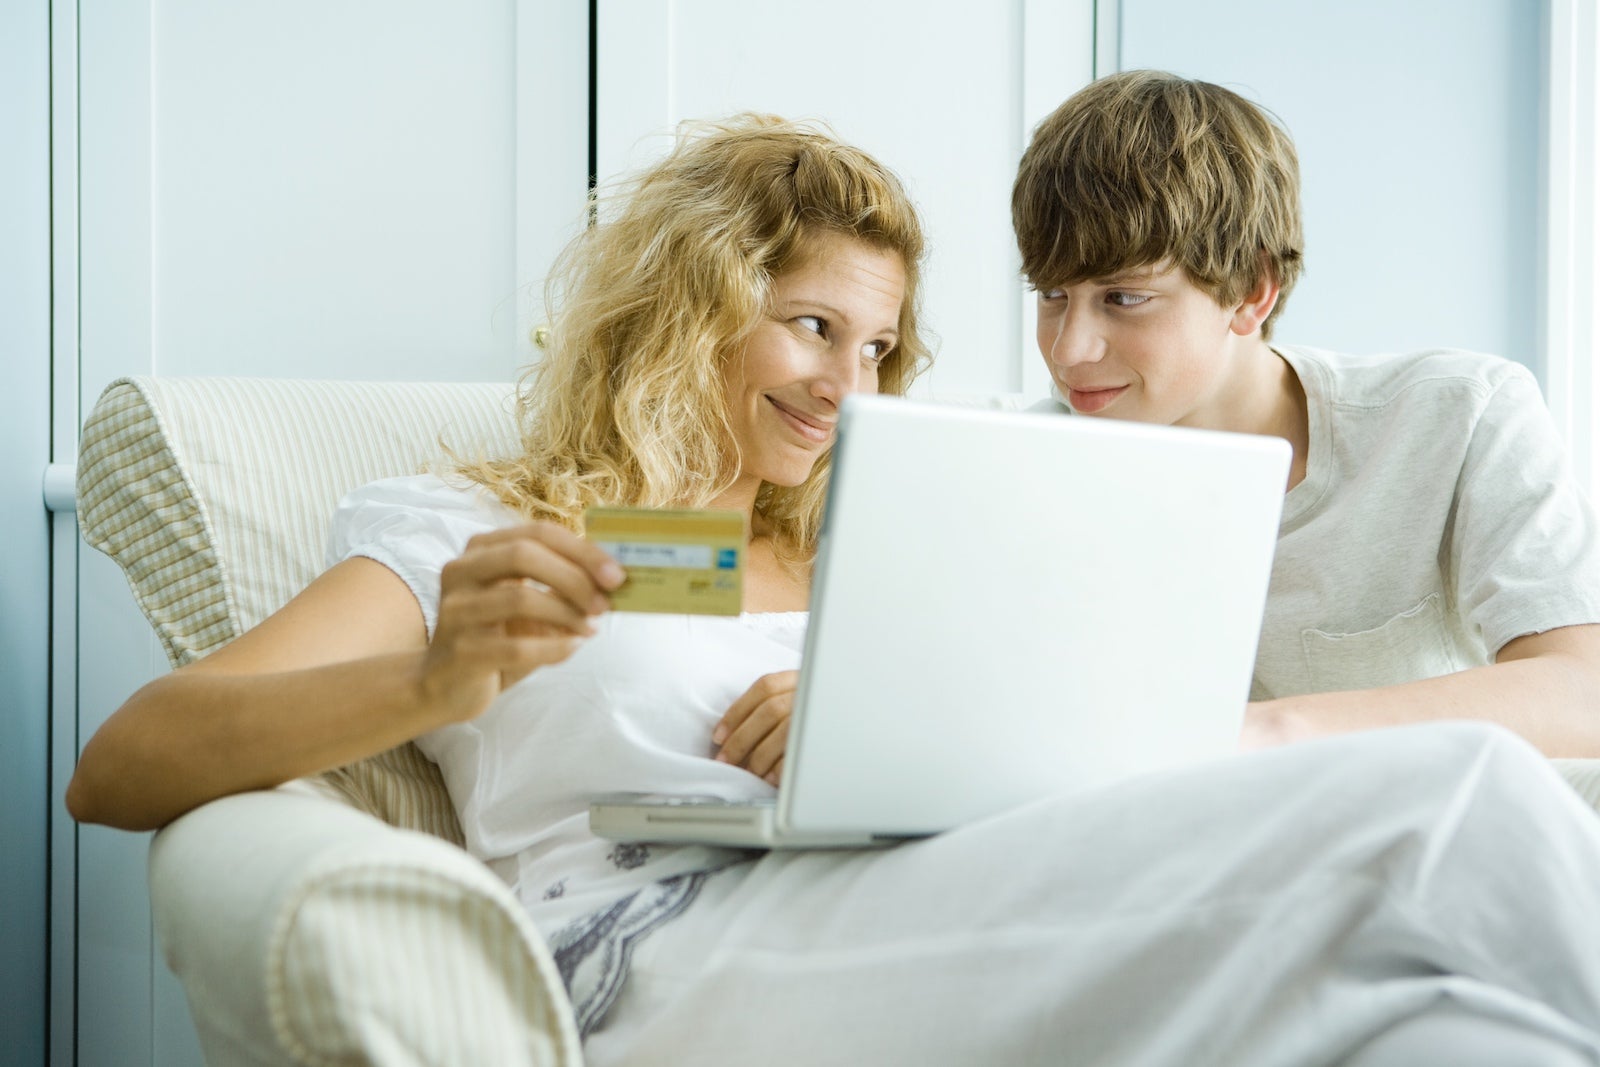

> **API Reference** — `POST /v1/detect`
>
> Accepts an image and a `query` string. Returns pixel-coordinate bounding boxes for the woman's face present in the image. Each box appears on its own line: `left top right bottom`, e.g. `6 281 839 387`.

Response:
721 234 907 495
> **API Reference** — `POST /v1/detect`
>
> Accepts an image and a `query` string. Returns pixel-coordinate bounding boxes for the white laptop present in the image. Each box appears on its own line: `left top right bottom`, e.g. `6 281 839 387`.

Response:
589 394 1290 849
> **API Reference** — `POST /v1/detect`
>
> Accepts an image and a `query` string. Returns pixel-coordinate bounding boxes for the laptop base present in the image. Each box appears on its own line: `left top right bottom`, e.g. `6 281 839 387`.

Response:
589 795 903 850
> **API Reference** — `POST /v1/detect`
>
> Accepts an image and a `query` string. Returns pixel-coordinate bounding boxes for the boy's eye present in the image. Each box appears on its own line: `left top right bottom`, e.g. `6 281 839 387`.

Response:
1040 287 1067 301
1106 291 1151 307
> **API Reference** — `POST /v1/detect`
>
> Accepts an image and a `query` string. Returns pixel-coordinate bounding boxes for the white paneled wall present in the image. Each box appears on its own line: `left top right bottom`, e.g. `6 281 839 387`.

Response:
1119 0 1600 493
1 1 52 1063
1120 0 1542 368
77 0 590 403
67 3 591 1063
596 0 1097 398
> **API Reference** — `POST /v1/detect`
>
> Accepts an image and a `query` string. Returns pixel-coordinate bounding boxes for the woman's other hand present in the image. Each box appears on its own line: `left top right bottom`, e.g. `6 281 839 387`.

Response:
713 670 798 785
424 523 625 723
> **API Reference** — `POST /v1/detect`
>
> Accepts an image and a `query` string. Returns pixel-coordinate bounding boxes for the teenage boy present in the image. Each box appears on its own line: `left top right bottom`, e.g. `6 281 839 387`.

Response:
1012 70 1600 754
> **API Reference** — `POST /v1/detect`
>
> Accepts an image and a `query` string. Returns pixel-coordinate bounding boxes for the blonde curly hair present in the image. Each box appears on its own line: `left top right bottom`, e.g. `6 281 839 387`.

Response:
461 114 930 566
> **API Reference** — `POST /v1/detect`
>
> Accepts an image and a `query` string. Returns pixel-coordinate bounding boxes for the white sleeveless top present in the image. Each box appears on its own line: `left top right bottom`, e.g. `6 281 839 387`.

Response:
327 473 806 932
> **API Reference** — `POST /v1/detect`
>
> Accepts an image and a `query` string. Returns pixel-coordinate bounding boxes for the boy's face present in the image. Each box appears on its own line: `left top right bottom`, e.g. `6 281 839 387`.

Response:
1035 262 1253 430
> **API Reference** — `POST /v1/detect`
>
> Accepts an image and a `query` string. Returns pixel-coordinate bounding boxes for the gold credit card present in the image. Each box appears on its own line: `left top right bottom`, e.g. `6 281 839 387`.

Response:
584 507 746 616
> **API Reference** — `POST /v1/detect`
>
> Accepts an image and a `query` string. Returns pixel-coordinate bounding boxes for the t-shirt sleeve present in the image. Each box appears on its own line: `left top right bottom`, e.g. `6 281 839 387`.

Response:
325 473 512 639
1450 363 1600 653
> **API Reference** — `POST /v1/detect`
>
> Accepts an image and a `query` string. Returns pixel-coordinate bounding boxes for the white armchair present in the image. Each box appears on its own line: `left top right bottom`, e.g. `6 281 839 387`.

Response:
75 375 1600 1067
76 377 582 1067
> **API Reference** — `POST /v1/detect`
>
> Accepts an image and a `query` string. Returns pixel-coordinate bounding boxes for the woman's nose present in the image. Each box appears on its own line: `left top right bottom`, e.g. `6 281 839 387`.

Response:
812 346 865 402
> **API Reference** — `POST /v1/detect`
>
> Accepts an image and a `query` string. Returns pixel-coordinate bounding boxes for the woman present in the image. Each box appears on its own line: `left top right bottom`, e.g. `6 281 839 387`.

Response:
66 115 928 833
69 116 1600 1066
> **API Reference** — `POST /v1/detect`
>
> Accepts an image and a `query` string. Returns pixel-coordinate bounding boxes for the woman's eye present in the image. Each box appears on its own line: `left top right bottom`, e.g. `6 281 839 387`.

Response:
796 315 826 337
1107 291 1150 307
861 341 893 365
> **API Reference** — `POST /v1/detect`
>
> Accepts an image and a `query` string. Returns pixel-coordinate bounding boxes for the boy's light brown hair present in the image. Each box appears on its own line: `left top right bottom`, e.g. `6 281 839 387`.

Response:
1012 70 1303 338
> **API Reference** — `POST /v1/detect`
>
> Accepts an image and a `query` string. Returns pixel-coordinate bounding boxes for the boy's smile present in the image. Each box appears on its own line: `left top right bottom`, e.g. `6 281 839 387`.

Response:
1062 383 1128 414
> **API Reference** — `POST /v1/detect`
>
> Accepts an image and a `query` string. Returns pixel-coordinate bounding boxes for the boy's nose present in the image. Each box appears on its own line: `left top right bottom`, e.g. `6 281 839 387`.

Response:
1045 313 1106 369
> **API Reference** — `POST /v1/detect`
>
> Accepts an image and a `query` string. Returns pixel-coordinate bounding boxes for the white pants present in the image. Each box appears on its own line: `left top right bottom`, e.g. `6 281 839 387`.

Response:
583 723 1600 1066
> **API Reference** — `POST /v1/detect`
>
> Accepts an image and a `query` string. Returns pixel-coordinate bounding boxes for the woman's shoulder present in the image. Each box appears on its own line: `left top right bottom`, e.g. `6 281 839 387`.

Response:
325 471 522 571
338 470 511 516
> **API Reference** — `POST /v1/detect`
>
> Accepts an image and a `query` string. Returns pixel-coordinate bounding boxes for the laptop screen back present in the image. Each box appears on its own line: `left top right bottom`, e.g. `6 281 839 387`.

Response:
779 395 1290 836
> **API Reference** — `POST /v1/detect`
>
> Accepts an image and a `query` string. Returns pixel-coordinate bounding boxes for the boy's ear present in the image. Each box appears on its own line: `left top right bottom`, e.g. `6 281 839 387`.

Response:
1229 269 1281 338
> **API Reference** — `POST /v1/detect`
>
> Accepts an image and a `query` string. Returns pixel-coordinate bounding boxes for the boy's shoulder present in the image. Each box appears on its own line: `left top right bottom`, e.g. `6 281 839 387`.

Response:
1277 344 1536 411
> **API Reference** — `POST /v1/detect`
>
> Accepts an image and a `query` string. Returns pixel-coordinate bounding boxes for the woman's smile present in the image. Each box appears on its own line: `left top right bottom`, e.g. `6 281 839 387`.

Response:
718 234 906 499
767 395 835 444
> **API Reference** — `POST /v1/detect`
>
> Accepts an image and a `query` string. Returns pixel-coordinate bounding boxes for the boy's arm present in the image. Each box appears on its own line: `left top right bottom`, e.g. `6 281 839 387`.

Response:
1244 623 1600 756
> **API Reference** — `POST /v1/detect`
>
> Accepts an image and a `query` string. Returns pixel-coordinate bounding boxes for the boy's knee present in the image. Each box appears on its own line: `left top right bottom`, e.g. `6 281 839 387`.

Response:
1318 721 1555 818
1359 722 1582 841
1345 1004 1597 1067
1419 720 1548 778
1352 720 1537 769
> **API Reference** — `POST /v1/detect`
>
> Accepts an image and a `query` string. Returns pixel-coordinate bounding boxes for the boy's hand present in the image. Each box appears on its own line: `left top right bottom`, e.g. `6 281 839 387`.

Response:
1239 699 1317 751
713 670 798 785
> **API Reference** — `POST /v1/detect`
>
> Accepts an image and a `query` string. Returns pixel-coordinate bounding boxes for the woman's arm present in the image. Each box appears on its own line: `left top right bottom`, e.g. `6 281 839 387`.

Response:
1243 623 1600 756
68 525 624 831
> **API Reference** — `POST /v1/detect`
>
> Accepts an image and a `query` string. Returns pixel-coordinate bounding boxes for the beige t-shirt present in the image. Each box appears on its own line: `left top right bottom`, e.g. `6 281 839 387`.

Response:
1035 346 1600 699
